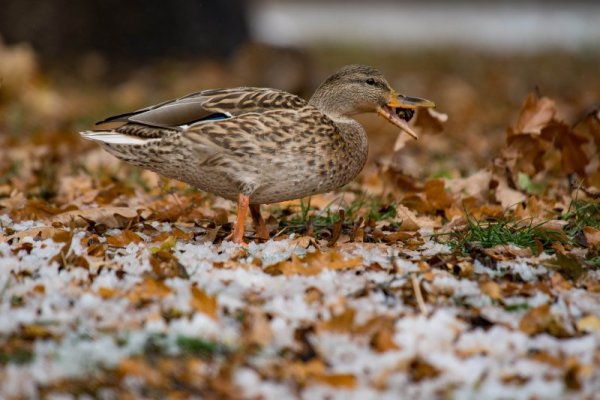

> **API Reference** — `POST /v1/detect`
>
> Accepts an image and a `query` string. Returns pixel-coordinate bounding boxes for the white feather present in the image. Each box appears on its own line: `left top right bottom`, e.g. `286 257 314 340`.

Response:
180 112 233 130
80 131 158 145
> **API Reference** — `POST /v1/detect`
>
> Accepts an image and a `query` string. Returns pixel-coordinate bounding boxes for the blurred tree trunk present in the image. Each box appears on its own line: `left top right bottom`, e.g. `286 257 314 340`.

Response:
0 0 249 67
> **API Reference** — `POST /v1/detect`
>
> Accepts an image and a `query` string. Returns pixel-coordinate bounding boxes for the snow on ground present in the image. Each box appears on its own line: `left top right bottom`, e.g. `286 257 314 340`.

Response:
0 216 599 399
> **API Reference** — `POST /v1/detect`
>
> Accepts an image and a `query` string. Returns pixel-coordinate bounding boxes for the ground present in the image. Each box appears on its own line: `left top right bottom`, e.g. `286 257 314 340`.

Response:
1 41 600 399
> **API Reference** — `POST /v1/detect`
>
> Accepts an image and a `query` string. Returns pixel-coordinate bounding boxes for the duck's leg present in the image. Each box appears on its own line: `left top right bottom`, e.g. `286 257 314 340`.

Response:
232 193 249 244
250 204 269 241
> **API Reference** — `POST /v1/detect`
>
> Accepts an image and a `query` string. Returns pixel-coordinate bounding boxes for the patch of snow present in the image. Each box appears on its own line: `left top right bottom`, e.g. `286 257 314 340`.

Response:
234 367 295 400
432 272 482 297
419 240 452 257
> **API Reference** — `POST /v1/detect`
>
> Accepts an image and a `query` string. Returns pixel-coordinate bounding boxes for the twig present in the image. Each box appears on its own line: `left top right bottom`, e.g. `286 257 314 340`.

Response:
411 273 428 314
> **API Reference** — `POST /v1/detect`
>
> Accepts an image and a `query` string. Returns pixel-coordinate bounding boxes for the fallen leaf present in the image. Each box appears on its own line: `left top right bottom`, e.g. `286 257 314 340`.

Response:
546 253 585 282
7 226 67 242
576 315 600 332
371 327 400 352
98 287 121 299
106 229 143 247
312 373 356 388
480 281 502 300
582 226 600 248
50 207 143 229
424 179 454 211
242 308 273 347
414 107 448 134
190 286 218 320
266 250 362 276
318 308 355 332
447 169 492 200
542 121 589 176
513 94 556 135
408 357 440 382
395 204 437 231
494 176 526 209
519 304 571 337
20 324 54 340
128 278 171 303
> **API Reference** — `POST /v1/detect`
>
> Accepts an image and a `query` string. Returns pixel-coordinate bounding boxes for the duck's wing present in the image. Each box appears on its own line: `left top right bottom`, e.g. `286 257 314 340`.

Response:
94 87 308 131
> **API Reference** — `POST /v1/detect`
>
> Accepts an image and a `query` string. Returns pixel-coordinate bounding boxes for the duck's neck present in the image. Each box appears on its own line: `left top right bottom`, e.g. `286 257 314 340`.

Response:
309 86 369 180
309 86 358 118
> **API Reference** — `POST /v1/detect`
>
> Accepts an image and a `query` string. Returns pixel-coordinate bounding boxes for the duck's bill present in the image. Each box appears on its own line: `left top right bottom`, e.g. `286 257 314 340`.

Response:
377 95 436 139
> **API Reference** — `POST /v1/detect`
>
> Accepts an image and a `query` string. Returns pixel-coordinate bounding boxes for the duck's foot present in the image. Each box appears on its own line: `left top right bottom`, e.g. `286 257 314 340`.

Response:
250 204 270 241
231 193 249 245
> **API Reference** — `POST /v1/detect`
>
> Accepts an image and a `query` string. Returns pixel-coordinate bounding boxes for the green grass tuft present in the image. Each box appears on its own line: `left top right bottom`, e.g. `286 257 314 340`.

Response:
176 336 222 358
0 349 33 365
280 195 396 237
563 199 600 238
446 212 566 254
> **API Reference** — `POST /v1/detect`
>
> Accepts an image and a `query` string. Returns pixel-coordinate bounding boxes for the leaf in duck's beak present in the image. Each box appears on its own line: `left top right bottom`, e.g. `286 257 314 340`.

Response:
377 93 436 139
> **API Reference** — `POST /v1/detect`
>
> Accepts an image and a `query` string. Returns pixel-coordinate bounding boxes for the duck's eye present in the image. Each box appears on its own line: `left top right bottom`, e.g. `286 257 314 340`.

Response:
366 78 376 86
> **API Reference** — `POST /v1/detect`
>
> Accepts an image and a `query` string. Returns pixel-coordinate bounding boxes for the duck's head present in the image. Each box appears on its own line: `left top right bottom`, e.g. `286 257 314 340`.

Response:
309 64 435 139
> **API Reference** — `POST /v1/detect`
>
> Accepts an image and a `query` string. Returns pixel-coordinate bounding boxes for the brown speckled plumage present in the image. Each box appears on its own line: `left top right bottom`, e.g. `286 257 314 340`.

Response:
81 65 434 242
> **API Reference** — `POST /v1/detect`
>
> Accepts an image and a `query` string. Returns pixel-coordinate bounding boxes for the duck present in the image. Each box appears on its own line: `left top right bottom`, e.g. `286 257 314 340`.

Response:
81 64 435 244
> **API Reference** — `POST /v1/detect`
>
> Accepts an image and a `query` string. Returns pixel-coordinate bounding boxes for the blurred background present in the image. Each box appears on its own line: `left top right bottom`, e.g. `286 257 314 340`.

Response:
1 0 599 190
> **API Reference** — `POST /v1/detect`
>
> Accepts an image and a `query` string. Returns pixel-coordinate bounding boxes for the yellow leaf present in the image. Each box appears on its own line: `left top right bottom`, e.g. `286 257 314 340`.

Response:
480 281 502 300
128 278 171 303
576 315 600 332
319 308 355 332
267 250 362 276
190 286 218 320
150 235 178 253
242 308 273 347
312 373 357 388
371 327 400 352
21 324 53 339
98 287 120 299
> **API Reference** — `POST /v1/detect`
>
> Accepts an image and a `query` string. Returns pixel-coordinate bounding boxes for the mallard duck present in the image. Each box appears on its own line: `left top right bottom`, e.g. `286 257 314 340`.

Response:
81 64 434 243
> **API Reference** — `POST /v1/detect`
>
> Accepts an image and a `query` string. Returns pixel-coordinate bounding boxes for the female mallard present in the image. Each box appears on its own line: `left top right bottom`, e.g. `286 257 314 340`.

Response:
81 65 434 243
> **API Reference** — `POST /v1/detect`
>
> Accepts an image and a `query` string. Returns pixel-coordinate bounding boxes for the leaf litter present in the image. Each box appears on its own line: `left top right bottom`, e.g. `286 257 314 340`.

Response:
1 42 600 399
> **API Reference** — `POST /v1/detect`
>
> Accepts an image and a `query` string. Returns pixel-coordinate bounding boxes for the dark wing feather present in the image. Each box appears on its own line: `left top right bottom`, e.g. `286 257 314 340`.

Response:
95 88 307 130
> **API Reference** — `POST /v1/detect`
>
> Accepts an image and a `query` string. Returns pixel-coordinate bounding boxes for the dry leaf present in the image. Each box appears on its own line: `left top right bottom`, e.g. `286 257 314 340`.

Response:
414 107 448 133
542 121 589 176
582 226 600 248
312 373 357 388
242 308 273 347
7 226 67 242
424 179 454 211
318 308 355 332
519 304 570 337
447 169 492 200
513 94 556 135
494 177 526 209
50 207 143 229
576 315 600 332
106 229 143 247
266 250 362 276
190 286 218 320
98 287 121 299
128 278 171 303
480 281 502 300
371 327 400 352
395 204 437 231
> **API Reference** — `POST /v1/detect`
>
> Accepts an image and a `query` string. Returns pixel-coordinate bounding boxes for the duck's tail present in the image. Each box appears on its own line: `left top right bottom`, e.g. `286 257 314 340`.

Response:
80 130 155 145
